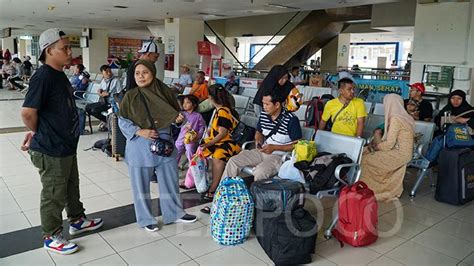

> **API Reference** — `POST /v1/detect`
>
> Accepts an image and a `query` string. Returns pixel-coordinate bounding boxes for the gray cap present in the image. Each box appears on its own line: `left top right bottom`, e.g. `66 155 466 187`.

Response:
138 40 160 54
39 28 67 61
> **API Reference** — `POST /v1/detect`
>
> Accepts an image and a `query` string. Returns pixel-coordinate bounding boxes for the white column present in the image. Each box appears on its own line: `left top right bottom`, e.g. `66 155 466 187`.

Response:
82 29 108 74
164 18 204 78
321 33 350 72
1 37 15 55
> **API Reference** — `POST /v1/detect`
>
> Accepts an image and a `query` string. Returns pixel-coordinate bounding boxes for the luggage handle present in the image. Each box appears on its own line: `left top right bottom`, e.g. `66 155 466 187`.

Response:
350 181 368 192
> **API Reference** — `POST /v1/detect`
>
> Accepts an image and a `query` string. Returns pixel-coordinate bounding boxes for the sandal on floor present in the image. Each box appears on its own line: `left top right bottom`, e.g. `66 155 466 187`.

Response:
200 206 211 214
202 191 215 201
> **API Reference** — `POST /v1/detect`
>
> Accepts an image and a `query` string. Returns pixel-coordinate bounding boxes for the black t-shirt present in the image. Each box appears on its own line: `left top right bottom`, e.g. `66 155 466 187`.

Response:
23 64 80 157
404 98 433 121
22 61 32 70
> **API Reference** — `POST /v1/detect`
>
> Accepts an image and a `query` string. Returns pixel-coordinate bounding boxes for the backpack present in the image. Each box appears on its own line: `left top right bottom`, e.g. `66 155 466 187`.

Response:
305 94 334 130
332 181 378 247
210 176 254 246
294 153 353 194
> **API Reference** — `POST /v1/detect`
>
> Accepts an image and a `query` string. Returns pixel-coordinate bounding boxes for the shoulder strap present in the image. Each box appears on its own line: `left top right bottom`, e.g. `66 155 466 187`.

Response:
106 77 115 92
331 101 349 123
264 111 284 140
455 109 474 119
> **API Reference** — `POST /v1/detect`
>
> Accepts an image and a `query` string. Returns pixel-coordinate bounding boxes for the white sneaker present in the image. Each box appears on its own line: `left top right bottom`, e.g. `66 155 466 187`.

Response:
43 233 79 255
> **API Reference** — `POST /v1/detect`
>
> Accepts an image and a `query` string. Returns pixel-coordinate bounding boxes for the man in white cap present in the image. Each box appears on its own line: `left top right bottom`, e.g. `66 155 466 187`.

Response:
20 28 103 255
123 39 160 91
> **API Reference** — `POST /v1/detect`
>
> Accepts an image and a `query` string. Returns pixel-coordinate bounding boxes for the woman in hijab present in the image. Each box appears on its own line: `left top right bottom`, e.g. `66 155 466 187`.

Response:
119 60 197 232
434 89 474 132
253 65 293 116
360 94 415 202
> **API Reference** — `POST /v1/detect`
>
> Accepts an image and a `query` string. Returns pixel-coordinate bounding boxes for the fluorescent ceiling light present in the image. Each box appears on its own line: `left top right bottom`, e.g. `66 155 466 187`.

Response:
198 12 226 17
266 3 300 10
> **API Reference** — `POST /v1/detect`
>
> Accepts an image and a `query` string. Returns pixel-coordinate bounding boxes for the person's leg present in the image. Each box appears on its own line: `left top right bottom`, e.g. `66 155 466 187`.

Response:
90 103 109 123
221 149 263 182
9 77 24 90
154 157 186 224
184 143 198 162
175 140 185 165
253 153 284 181
208 158 226 193
64 154 85 220
30 151 69 238
128 166 157 227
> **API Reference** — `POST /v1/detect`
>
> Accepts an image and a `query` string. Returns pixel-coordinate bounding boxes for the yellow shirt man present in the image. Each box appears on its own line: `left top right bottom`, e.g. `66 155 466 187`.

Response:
322 97 367 137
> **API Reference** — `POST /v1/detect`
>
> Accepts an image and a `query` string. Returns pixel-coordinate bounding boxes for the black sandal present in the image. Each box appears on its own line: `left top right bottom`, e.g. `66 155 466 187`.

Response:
202 191 215 201
200 206 211 214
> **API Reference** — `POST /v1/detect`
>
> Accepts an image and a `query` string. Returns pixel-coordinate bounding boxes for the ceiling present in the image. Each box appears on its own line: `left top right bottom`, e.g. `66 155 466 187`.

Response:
0 0 398 37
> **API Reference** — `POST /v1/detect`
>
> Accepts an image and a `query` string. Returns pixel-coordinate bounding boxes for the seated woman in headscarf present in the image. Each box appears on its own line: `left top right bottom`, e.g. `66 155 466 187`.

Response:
253 65 301 116
118 60 197 232
434 89 474 134
361 94 415 202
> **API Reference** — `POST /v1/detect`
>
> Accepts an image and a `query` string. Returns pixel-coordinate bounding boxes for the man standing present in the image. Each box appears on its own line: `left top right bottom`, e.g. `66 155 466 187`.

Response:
404 82 433 122
21 28 103 255
124 40 160 91
319 78 366 137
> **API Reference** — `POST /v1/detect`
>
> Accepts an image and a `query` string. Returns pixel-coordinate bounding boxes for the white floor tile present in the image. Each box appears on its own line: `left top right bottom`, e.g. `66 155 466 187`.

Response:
315 238 381 265
368 255 404 266
48 234 115 265
179 260 199 266
451 208 474 225
0 188 22 215
2 173 41 188
156 217 206 238
83 168 127 183
81 195 121 214
382 204 446 227
82 254 128 265
367 235 407 255
240 236 273 265
99 223 164 252
459 252 474 266
167 226 223 259
378 210 429 239
386 241 459 265
431 218 474 243
23 208 41 227
80 184 107 199
412 228 474 259
108 189 134 205
14 193 41 211
95 178 131 194
120 238 190 265
8 183 42 199
1 248 54 266
408 193 463 216
308 254 337 266
194 246 267 265
0 212 31 234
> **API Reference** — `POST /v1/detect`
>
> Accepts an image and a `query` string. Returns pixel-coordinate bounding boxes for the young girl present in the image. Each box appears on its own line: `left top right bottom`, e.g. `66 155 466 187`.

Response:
176 94 206 188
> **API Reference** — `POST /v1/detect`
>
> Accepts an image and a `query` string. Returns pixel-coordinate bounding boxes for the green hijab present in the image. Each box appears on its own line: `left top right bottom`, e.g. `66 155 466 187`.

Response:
119 60 180 129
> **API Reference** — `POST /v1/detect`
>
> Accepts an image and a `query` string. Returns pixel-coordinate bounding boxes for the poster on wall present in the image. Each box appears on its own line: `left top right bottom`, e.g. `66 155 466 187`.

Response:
167 36 175 54
69 36 80 48
108 38 143 60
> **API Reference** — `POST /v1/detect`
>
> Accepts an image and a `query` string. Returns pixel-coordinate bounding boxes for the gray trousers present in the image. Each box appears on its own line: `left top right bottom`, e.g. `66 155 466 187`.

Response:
222 149 283 181
128 156 185 227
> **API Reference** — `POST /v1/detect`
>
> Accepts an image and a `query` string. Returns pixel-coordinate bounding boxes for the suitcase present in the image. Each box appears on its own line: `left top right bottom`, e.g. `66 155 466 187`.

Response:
255 208 317 265
435 148 474 205
250 179 305 212
110 113 126 161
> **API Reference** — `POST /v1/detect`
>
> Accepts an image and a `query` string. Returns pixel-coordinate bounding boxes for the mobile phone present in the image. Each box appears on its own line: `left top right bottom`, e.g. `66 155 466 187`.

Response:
256 143 263 149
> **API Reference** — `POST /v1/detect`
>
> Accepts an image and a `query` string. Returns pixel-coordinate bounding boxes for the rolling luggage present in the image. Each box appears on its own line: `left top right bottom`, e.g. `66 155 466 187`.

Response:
435 148 474 205
110 113 126 161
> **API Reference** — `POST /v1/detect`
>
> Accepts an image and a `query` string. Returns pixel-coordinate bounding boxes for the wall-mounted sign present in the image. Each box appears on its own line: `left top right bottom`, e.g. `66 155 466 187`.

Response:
167 36 175 54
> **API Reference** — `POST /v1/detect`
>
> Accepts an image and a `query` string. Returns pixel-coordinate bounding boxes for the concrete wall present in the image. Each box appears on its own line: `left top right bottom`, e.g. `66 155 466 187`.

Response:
207 11 310 37
371 0 417 29
82 29 108 73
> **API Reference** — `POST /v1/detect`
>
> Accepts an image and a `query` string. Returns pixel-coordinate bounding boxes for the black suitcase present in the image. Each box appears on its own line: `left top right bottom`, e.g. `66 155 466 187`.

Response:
250 179 305 212
435 148 474 205
110 113 126 161
255 208 317 265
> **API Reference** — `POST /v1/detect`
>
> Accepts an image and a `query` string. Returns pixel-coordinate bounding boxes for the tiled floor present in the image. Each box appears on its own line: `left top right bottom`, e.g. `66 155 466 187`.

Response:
1 128 474 264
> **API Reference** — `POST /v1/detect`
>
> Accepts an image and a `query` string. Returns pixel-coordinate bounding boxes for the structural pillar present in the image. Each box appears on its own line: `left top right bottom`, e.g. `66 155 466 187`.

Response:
320 33 350 73
164 18 204 78
1 37 15 56
82 29 108 73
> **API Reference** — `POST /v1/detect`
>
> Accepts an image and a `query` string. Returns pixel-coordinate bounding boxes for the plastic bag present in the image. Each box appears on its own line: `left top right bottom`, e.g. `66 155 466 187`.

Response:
190 147 209 193
294 140 317 163
278 153 305 184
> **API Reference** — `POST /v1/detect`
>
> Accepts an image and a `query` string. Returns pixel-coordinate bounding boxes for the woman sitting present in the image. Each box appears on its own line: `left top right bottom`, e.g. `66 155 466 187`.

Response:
361 94 415 202
434 89 474 133
200 84 241 201
118 60 197 232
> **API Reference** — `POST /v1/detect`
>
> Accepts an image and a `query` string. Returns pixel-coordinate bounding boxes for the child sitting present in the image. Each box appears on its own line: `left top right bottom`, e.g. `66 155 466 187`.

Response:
175 95 206 188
